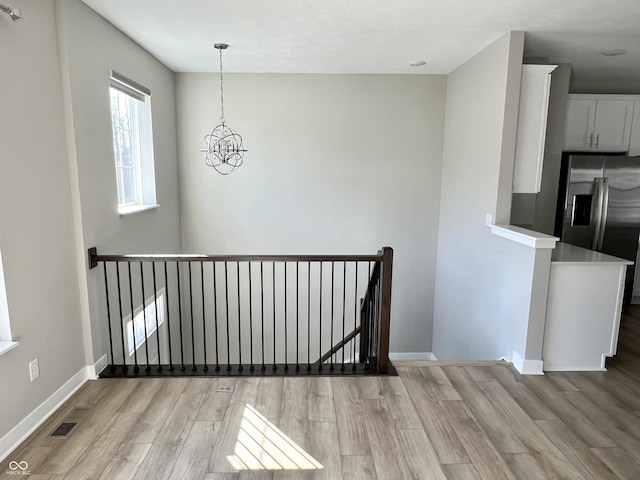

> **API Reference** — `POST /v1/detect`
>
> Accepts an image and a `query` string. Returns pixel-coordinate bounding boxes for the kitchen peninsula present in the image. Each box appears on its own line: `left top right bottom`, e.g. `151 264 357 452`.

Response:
543 242 632 371
490 225 631 373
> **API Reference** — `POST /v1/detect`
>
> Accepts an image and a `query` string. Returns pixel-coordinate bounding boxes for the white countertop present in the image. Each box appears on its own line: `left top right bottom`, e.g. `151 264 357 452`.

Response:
551 242 634 265
490 225 558 249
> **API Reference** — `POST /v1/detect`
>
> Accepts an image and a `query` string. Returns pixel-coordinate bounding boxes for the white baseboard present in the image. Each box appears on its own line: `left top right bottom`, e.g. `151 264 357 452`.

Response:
388 352 436 361
543 365 607 372
543 353 609 372
0 354 107 462
511 351 544 375
0 367 87 462
87 354 108 380
510 351 521 370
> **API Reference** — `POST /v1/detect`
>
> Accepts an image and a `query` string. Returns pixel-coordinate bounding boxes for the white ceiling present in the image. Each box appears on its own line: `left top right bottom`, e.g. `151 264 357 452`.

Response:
81 0 640 88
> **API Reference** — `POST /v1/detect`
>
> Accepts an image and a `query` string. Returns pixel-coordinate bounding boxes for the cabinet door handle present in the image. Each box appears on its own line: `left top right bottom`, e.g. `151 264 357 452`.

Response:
595 133 600 147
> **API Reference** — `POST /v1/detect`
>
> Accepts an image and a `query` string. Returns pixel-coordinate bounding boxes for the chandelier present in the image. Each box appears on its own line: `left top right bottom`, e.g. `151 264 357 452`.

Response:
202 43 247 175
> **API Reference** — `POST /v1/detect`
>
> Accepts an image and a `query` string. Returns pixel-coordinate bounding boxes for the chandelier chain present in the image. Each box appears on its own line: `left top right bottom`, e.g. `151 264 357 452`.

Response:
219 46 225 124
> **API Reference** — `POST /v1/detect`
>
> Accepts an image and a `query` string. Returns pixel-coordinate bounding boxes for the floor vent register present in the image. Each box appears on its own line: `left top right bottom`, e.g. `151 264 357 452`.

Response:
50 422 77 437
49 407 90 438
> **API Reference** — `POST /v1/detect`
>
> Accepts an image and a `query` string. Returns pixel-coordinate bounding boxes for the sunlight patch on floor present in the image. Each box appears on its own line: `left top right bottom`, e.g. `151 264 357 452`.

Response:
227 404 323 470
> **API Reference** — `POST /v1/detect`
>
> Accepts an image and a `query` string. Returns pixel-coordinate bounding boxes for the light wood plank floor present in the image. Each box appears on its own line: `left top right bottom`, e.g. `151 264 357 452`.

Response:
3 306 640 479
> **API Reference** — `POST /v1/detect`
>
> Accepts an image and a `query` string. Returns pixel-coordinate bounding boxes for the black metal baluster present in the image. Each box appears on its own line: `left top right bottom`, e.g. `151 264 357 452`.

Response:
365 294 371 367
152 262 162 371
260 261 265 371
307 261 311 371
164 262 174 371
374 265 380 364
284 262 288 371
318 261 323 372
248 261 254 371
128 263 139 373
372 262 377 367
375 264 379 364
370 268 376 368
213 262 220 371
140 262 151 372
201 262 208 371
103 262 115 374
296 262 300 371
116 263 126 373
341 261 347 371
330 261 335 371
366 262 372 367
369 288 374 367
224 262 231 371
188 262 196 371
237 261 243 371
272 262 277 371
353 261 359 370
177 262 185 371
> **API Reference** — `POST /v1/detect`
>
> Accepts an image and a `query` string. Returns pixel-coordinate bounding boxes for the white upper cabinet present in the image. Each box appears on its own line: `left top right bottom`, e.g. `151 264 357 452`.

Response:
513 65 557 193
563 98 596 150
592 100 634 151
563 95 634 152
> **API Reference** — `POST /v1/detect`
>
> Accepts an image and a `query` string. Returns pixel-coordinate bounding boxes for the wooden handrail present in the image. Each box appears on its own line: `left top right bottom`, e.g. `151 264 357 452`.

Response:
89 249 383 268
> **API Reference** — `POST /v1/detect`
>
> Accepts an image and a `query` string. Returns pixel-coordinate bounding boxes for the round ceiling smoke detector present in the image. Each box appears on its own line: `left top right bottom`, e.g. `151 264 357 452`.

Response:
410 60 427 67
602 49 627 57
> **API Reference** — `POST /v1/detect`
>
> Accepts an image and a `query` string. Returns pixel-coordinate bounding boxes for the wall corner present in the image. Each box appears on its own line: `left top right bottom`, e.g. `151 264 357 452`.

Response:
495 31 525 225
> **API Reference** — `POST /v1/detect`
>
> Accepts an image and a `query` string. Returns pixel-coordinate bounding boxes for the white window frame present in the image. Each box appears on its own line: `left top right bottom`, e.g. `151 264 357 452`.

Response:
109 71 158 215
0 246 18 356
125 288 166 357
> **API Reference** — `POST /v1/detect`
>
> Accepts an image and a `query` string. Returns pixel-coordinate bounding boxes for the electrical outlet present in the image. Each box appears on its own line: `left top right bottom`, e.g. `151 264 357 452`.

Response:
29 358 39 382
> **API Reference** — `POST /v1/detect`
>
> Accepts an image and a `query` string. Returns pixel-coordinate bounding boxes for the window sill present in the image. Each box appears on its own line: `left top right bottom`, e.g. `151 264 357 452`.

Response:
118 204 159 216
0 341 18 357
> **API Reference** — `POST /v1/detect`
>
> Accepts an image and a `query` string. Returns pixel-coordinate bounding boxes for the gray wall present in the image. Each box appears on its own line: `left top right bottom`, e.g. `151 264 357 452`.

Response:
55 0 182 363
432 32 540 361
0 0 182 448
176 73 447 354
0 0 85 439
571 75 640 95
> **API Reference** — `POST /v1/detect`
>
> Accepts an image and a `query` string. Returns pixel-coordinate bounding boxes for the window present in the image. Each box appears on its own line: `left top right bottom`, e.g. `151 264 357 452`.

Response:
0 246 18 356
109 71 157 214
125 289 165 357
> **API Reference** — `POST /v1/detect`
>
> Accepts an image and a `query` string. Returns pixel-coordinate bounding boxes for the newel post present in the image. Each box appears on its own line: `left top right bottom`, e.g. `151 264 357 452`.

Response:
378 246 393 373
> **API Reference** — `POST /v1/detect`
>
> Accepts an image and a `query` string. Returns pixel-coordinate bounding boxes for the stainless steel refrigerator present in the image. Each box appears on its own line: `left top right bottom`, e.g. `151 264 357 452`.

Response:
557 154 640 302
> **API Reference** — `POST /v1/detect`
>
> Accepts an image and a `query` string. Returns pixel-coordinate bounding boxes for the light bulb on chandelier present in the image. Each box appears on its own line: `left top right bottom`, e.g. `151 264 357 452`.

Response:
201 43 247 175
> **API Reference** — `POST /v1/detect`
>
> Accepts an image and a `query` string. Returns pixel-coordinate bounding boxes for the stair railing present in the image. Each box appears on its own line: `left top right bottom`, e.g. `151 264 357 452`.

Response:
89 247 393 376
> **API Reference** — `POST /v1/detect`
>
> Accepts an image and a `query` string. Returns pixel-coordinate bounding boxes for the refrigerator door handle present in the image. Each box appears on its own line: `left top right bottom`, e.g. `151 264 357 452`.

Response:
597 177 610 250
592 177 605 251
